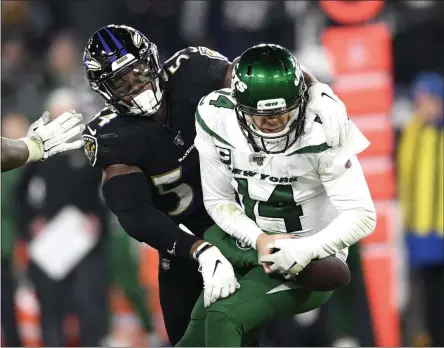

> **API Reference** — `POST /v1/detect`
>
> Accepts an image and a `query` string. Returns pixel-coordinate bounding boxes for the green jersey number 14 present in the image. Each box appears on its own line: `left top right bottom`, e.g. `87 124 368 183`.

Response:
235 178 303 233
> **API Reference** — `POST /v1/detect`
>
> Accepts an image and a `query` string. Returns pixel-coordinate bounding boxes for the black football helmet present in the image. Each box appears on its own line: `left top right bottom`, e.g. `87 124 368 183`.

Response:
83 24 168 116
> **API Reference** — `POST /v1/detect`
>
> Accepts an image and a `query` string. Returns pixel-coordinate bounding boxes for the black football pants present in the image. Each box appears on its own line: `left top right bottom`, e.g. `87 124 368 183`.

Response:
158 253 203 345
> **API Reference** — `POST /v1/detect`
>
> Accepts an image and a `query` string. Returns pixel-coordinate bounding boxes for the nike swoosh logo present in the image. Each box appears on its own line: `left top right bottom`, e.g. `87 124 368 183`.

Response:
321 92 337 103
87 126 97 136
266 281 301 294
213 259 222 277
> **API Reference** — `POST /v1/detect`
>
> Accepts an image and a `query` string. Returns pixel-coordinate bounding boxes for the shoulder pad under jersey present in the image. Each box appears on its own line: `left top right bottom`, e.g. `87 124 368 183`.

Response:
82 108 142 168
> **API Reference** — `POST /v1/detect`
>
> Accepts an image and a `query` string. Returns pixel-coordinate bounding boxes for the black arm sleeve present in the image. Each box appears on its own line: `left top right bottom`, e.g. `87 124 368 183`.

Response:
102 172 200 258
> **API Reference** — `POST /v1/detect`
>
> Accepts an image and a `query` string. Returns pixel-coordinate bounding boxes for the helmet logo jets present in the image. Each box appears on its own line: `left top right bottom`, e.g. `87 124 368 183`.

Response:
232 72 248 92
294 62 302 86
235 238 252 251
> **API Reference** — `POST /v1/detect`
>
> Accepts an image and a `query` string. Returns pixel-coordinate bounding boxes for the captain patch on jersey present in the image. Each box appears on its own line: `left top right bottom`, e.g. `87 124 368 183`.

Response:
82 134 98 167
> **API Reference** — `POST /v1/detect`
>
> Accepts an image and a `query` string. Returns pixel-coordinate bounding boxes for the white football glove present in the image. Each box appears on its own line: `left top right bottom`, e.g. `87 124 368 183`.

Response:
23 110 85 162
259 238 316 278
196 243 240 307
305 83 350 148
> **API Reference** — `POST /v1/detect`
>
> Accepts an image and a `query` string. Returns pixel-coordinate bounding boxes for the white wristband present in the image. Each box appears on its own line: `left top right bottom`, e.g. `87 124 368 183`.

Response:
192 242 212 261
21 137 43 163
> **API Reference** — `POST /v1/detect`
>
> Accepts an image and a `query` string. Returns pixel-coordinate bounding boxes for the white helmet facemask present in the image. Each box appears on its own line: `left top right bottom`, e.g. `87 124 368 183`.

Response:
129 78 163 115
105 56 165 116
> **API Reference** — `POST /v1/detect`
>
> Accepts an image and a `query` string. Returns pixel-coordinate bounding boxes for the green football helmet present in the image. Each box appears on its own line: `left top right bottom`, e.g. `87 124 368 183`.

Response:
232 44 307 153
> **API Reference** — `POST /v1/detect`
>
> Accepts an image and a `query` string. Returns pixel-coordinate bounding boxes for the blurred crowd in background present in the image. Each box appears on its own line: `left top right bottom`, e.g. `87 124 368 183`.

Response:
1 0 443 347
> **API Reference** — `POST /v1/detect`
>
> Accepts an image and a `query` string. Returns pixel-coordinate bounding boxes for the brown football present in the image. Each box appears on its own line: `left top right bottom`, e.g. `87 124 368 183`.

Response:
294 255 351 291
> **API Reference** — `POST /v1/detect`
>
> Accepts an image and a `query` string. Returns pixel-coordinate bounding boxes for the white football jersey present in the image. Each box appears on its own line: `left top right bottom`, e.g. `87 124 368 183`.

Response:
195 89 372 260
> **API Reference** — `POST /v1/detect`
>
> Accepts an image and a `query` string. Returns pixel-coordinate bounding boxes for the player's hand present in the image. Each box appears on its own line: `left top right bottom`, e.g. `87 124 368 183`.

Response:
197 244 240 307
24 110 85 162
256 233 295 274
259 237 315 277
305 83 349 148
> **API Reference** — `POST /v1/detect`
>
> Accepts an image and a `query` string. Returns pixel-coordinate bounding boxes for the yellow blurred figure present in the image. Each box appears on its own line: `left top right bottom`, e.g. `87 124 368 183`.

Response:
397 72 443 346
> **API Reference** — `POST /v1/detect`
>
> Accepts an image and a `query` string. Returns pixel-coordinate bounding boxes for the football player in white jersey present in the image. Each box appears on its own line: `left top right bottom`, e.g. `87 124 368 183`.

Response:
177 44 376 347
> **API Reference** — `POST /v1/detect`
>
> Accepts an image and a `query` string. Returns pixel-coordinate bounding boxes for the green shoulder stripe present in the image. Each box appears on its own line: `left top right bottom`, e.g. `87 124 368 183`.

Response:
286 142 330 156
213 89 232 96
199 90 232 106
195 109 234 148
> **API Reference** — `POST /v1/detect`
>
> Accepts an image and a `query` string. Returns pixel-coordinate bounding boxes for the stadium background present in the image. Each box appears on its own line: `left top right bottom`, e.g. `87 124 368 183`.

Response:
1 0 443 347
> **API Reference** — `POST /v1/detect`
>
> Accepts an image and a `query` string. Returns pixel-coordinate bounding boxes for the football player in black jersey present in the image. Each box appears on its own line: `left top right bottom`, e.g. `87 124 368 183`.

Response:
81 24 350 345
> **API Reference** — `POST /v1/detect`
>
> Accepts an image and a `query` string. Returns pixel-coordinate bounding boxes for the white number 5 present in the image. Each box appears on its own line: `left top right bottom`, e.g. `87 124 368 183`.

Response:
166 47 198 75
151 167 194 216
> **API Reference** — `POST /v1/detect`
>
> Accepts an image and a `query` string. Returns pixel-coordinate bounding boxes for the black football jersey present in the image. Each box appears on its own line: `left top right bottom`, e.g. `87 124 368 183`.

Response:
82 46 230 237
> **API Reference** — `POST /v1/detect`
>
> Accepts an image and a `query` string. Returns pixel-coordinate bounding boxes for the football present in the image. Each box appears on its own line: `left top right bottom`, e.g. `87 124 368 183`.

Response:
294 255 351 291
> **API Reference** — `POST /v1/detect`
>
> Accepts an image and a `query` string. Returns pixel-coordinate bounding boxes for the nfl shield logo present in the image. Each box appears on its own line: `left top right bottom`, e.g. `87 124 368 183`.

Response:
174 131 184 146
161 258 170 271
249 153 266 167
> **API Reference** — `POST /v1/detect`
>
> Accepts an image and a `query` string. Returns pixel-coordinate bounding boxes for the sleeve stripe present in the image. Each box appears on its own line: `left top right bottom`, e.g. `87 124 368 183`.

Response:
195 109 234 148
214 90 232 96
286 142 330 156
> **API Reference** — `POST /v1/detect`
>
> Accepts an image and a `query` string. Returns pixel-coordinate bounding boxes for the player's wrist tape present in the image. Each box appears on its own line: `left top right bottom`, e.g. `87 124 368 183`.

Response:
21 137 43 163
193 242 213 261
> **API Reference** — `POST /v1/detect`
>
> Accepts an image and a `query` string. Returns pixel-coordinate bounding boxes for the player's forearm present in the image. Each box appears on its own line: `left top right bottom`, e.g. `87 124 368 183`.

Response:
102 173 200 258
309 208 376 259
313 157 376 258
1 137 29 172
204 199 263 248
116 205 200 258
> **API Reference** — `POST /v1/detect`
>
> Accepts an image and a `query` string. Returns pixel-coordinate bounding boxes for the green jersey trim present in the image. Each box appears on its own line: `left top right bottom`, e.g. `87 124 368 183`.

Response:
286 142 330 156
195 109 234 148
214 90 232 97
